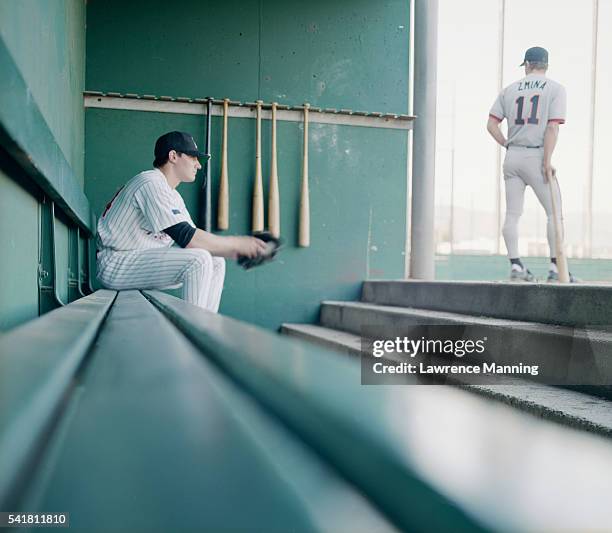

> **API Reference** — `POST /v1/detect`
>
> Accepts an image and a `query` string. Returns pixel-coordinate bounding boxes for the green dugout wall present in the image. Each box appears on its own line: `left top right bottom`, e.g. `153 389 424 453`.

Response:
85 0 410 330
0 0 88 331
0 0 410 332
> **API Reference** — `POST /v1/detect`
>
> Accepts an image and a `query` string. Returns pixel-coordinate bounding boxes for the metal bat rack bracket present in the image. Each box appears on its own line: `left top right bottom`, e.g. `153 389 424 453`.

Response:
84 92 415 131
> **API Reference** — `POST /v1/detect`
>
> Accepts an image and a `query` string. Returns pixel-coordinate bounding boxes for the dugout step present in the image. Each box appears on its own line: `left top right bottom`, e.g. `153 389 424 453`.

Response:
281 322 612 438
317 301 612 396
361 280 612 329
280 323 362 356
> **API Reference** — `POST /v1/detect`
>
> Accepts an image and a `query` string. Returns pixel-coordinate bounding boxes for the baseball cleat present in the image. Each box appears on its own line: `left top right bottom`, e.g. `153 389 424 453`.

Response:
547 270 580 283
510 267 537 282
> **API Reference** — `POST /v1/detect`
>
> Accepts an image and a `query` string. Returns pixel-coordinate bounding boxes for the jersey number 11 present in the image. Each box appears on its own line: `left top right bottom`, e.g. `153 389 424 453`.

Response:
515 95 540 125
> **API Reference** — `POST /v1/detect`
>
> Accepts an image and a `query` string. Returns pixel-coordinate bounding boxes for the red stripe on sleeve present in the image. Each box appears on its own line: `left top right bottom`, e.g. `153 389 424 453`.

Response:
489 114 503 123
548 118 565 124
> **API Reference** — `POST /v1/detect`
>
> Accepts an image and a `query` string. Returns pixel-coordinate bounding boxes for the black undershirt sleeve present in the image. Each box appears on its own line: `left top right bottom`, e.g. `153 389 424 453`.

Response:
163 222 197 248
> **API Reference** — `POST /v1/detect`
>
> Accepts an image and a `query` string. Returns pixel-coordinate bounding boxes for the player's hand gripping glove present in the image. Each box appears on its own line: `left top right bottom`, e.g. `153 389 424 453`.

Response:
238 231 282 270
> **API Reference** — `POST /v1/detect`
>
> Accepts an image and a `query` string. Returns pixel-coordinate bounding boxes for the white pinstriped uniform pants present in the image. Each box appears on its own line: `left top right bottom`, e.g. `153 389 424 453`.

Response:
97 248 225 312
502 147 563 259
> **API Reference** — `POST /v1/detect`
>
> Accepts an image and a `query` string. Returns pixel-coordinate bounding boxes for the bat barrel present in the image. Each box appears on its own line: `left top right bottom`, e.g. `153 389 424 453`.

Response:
252 100 264 232
217 98 230 230
268 102 280 238
548 176 570 282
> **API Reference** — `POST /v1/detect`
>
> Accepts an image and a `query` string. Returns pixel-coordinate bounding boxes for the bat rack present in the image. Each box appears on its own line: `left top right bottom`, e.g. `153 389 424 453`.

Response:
84 92 415 131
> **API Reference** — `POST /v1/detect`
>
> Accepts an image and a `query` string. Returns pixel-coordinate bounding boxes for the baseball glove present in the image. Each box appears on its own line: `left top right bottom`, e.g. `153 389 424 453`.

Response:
238 231 283 270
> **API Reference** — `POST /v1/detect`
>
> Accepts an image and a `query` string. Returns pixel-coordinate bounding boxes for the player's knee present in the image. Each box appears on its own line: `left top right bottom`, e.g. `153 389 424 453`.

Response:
188 249 214 275
212 256 226 275
503 211 520 229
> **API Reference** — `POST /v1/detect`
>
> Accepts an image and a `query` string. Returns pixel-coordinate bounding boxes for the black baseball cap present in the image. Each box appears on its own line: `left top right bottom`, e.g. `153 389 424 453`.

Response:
154 131 209 164
520 46 548 66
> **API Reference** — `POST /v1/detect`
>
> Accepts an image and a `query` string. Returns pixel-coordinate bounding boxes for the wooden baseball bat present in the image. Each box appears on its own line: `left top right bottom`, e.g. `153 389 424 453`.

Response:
252 100 264 232
217 98 230 230
299 103 310 247
548 172 570 282
268 102 280 238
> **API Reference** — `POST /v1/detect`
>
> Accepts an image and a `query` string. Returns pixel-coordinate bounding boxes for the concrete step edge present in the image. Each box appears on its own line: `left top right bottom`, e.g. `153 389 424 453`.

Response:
281 323 362 356
360 280 612 328
281 322 612 438
319 301 612 341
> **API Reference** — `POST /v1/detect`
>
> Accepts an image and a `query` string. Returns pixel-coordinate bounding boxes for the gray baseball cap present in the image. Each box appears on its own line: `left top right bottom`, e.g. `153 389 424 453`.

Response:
520 46 549 66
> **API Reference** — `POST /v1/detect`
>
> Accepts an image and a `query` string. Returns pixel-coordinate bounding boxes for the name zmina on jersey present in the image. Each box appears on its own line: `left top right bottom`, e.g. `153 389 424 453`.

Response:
517 80 547 91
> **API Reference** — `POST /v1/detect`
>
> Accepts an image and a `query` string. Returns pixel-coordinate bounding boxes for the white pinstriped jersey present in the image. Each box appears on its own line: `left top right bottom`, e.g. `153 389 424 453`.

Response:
97 169 195 254
490 73 566 147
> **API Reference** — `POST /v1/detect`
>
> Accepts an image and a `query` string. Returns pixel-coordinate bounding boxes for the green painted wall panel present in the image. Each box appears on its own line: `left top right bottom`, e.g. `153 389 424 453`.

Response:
436 254 612 283
0 34 92 232
86 0 260 102
259 0 409 111
0 0 86 183
0 1 88 330
86 0 409 112
0 170 39 331
85 0 409 329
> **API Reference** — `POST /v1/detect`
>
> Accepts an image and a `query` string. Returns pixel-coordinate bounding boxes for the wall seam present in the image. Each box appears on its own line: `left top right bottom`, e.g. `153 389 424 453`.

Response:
258 0 263 99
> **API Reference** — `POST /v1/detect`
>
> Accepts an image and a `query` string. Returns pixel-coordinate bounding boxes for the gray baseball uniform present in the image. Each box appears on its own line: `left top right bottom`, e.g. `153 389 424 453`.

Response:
490 73 566 258
96 169 225 311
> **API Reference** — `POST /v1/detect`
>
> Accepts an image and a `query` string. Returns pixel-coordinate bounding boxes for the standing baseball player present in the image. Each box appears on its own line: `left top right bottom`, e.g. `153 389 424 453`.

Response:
487 46 575 282
96 131 267 311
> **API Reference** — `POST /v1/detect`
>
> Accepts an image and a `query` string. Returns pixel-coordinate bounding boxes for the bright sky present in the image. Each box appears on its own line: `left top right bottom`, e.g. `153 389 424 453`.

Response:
436 0 611 256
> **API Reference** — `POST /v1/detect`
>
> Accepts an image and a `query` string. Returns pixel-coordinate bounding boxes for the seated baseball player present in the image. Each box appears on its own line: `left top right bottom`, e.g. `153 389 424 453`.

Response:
96 131 267 312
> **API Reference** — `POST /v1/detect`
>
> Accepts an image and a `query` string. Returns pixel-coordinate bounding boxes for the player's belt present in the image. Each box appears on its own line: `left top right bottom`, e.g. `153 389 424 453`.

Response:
508 144 543 149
